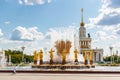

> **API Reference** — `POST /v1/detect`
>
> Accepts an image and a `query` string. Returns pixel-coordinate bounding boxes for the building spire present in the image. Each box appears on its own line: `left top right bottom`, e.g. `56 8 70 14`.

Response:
81 8 84 23
80 8 84 26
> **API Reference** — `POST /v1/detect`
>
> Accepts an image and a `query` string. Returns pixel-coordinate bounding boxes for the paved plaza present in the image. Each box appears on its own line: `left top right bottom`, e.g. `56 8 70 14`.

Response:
0 73 120 80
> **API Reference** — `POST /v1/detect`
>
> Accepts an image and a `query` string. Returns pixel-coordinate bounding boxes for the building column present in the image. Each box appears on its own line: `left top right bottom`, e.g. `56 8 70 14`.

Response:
81 41 82 47
89 41 91 48
82 41 83 47
99 53 101 62
84 41 86 47
84 41 85 46
86 41 88 48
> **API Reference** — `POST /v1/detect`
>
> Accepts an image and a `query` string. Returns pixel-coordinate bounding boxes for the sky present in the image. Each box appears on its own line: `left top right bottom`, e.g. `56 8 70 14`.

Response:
0 0 120 56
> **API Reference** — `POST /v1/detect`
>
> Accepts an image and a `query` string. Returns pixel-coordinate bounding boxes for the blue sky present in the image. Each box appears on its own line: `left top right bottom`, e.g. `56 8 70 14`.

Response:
0 0 101 34
0 0 120 56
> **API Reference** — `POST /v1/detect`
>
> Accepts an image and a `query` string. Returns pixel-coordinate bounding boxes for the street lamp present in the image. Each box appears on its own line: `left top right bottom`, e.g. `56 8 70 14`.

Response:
21 46 25 63
8 55 11 65
113 51 114 63
109 46 113 64
116 50 119 63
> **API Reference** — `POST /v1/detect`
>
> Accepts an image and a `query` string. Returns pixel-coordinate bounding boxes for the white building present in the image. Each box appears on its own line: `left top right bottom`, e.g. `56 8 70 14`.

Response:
93 49 103 62
79 9 103 62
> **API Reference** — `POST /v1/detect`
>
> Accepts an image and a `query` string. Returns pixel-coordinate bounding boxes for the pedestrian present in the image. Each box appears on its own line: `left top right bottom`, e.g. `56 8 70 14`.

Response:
13 66 16 74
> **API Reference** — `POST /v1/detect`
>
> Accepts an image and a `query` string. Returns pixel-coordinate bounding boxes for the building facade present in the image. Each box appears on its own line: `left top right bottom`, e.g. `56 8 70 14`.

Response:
79 9 103 62
93 49 103 62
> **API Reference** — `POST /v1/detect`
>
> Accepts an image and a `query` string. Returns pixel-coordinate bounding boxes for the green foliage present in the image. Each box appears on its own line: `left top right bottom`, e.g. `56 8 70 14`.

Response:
99 63 119 66
103 55 120 64
11 54 22 64
103 56 111 61
4 49 33 64
24 54 33 63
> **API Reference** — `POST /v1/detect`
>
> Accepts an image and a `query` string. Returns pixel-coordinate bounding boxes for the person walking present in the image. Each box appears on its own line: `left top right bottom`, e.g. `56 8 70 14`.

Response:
13 66 16 74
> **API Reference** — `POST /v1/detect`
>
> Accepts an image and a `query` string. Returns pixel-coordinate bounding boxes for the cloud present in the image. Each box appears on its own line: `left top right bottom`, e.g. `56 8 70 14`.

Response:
45 26 77 42
88 8 120 26
102 0 120 8
48 0 52 3
18 0 52 5
4 21 10 25
96 31 117 41
86 0 120 28
18 0 23 4
0 29 3 37
103 24 120 36
97 8 120 26
10 26 44 41
1 26 79 56
112 42 120 49
0 38 35 55
85 0 120 55
44 26 81 53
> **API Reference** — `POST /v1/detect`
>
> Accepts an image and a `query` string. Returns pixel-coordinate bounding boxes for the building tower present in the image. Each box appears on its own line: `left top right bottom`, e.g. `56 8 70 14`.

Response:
79 8 103 63
79 8 86 39
79 8 92 53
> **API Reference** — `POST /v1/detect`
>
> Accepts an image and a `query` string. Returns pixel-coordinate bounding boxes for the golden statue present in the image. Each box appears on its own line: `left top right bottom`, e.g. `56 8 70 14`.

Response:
74 48 78 62
33 50 37 64
90 51 93 65
84 50 93 65
62 49 66 65
49 49 55 64
39 49 43 64
84 51 88 65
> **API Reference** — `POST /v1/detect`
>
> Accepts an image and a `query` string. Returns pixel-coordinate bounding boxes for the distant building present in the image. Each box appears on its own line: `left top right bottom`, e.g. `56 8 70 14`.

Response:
0 50 7 67
79 8 103 62
93 49 103 62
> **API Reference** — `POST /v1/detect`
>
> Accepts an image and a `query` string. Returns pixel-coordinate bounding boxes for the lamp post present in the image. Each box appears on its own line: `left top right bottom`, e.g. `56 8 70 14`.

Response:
113 51 114 63
21 46 25 63
116 50 119 63
9 55 11 65
109 46 113 64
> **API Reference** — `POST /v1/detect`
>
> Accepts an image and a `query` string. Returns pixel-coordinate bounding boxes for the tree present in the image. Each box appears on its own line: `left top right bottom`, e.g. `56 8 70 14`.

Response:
104 55 120 64
4 49 33 64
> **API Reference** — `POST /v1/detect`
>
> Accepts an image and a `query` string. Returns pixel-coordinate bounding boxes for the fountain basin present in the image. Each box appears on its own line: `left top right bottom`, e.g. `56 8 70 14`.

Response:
32 64 95 69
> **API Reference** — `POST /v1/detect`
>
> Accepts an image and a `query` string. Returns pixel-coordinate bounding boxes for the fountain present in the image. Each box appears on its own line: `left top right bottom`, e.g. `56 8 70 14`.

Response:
32 8 95 70
0 49 7 68
32 47 95 69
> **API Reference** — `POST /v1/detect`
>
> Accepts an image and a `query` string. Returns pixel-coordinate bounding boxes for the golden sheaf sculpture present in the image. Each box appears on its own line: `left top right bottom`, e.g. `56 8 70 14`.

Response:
55 40 71 55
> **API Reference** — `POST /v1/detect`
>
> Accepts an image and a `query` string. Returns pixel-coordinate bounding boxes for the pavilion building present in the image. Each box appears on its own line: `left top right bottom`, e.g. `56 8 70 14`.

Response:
79 8 103 63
